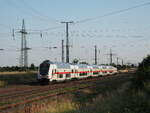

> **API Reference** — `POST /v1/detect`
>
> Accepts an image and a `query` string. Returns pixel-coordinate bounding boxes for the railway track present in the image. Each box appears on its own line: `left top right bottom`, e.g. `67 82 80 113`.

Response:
0 73 131 112
0 77 106 102
0 75 114 100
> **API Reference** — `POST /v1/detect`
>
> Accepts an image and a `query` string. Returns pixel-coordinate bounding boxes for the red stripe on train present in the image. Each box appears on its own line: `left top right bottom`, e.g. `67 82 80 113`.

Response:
54 70 114 74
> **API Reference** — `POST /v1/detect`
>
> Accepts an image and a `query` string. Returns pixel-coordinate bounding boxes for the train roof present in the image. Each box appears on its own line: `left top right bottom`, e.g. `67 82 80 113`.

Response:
76 64 89 68
55 62 73 69
40 60 116 69
41 60 54 64
91 65 100 69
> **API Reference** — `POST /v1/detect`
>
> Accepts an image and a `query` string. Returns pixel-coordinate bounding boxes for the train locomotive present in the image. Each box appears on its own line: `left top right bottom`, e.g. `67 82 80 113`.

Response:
37 60 117 82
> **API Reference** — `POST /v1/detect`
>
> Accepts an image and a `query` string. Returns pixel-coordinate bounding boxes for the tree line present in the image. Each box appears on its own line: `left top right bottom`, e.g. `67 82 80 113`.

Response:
0 64 37 72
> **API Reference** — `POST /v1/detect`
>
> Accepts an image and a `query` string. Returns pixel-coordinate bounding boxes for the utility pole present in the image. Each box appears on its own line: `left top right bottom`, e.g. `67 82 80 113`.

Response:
20 19 28 68
122 59 124 66
13 20 41 69
61 21 74 63
107 48 116 65
99 49 100 64
117 57 119 65
110 49 113 65
62 40 64 63
94 45 97 65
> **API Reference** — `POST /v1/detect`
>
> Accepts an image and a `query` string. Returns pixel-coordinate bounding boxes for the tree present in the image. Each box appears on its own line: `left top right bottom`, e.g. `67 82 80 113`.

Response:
72 58 79 64
30 63 35 70
135 55 150 88
80 61 88 65
139 55 150 70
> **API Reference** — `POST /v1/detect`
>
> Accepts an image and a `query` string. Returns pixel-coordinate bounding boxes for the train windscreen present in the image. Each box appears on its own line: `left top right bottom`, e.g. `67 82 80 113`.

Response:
39 62 50 75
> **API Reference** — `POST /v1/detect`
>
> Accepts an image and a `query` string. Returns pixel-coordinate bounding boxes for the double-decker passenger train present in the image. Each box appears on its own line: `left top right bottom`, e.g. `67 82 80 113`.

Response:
37 60 117 82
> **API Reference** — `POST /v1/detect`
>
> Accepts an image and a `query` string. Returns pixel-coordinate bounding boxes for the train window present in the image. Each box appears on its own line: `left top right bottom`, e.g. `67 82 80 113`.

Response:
52 70 53 75
75 70 78 73
52 69 56 74
79 73 82 76
39 63 50 75
66 74 70 78
93 72 99 75
58 74 63 78
72 70 74 73
79 72 87 76
103 67 106 69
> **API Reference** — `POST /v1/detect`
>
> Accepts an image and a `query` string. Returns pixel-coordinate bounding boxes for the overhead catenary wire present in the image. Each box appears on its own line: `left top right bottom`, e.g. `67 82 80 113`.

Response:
4 0 33 18
0 24 12 29
1 1 150 35
12 25 64 32
1 0 64 34
40 25 64 31
0 1 150 39
75 1 150 24
17 0 60 23
3 0 58 24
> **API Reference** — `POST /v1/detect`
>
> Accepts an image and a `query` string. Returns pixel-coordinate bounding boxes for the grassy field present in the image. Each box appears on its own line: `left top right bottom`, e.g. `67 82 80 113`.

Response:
0 73 133 113
36 73 149 113
37 74 134 113
0 70 149 113
38 55 150 113
0 71 37 87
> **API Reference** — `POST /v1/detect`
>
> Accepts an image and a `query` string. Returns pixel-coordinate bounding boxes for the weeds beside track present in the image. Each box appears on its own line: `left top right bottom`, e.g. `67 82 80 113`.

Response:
0 73 133 112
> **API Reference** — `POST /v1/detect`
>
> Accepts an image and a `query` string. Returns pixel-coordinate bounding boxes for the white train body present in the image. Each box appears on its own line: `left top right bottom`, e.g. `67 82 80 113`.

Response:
37 60 117 82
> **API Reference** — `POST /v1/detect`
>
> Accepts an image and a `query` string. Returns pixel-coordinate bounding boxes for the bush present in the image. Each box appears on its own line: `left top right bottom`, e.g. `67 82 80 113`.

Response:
133 55 150 89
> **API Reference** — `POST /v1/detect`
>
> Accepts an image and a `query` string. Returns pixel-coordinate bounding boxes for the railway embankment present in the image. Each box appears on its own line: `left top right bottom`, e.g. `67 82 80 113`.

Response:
0 72 134 113
39 73 135 113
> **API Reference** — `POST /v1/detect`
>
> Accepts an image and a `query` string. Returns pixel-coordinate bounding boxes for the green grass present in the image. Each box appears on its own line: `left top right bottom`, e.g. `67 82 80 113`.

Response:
42 60 150 113
0 80 7 87
0 101 13 106
42 99 77 113
0 80 90 108
1 72 149 113
0 72 37 86
38 74 132 113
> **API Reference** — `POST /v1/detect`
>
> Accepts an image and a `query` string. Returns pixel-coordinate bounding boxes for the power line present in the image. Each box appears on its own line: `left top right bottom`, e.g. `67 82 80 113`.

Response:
4 0 32 17
12 25 64 32
41 25 64 31
3 0 58 24
18 0 59 23
76 1 150 23
0 24 11 29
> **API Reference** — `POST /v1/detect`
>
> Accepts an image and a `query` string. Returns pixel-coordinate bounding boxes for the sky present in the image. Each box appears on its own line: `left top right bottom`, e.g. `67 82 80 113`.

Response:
0 0 150 66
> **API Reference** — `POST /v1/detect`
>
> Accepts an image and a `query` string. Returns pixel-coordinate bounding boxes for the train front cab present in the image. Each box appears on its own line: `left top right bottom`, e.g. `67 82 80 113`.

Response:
38 60 52 83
